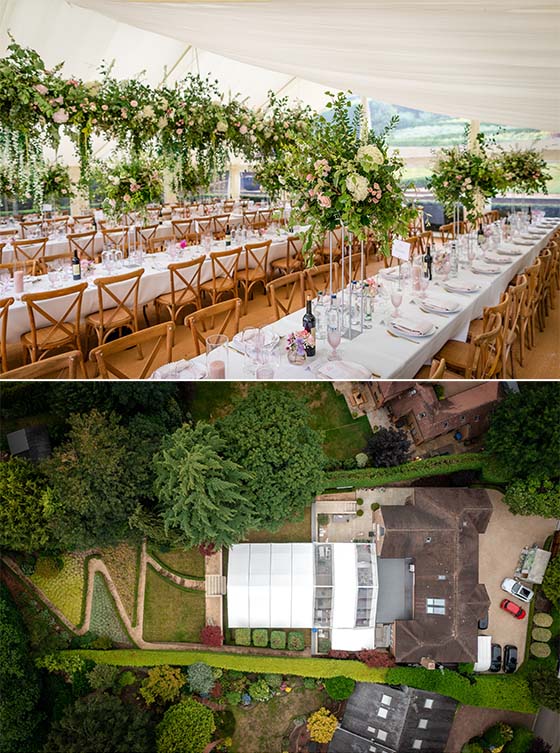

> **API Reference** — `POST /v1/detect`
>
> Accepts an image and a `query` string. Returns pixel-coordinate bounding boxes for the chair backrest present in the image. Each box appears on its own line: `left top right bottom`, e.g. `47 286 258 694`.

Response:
21 282 87 354
471 312 503 379
280 235 304 269
406 230 434 257
46 216 70 234
428 358 446 379
90 321 175 379
0 260 38 277
185 298 242 355
0 228 16 239
223 200 235 212
304 262 340 297
257 208 272 226
479 291 509 337
522 258 541 315
243 210 258 229
267 271 305 320
210 247 242 284
537 248 552 299
93 268 144 332
135 223 159 250
194 216 213 236
505 274 528 344
73 213 94 222
408 206 425 235
243 240 271 279
212 214 230 237
171 219 195 241
39 253 73 274
0 296 14 372
13 237 48 263
0 349 84 379
21 219 44 238
440 222 465 244
101 227 129 254
168 256 205 308
68 230 97 261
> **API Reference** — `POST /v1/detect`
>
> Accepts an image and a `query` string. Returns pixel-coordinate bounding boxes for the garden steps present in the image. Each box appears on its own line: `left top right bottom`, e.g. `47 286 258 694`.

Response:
205 574 227 596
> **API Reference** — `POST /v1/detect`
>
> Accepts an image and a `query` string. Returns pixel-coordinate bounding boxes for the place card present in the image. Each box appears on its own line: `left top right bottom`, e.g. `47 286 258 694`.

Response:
392 239 411 261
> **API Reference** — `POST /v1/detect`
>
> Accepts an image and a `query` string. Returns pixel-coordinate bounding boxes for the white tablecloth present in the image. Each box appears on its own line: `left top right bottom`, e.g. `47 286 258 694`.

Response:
160 222 557 380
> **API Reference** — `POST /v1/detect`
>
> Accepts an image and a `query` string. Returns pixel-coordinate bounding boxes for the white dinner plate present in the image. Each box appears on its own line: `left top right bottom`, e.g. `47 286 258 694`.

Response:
231 329 280 354
419 298 461 315
482 255 511 266
443 282 481 294
471 265 501 275
389 319 436 338
497 248 522 257
150 360 206 380
312 360 373 380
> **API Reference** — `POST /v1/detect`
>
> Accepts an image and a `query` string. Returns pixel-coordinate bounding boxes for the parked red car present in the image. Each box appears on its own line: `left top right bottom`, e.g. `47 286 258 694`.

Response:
500 599 526 620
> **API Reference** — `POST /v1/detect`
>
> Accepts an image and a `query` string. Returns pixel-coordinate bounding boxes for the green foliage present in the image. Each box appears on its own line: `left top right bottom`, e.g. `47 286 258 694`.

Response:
248 678 272 702
461 743 484 753
527 668 560 710
44 410 145 550
324 675 356 700
504 477 560 518
542 556 560 607
156 698 215 753
187 661 215 696
287 631 305 651
303 676 318 689
529 642 551 658
270 630 287 650
533 612 554 628
225 691 242 706
264 673 283 689
483 723 512 747
355 453 368 468
0 584 41 753
0 457 53 552
43 693 153 753
35 652 86 678
486 383 560 480
87 663 119 691
356 509 364 517
532 627 552 642
117 670 136 689
252 629 269 648
234 629 251 647
140 665 185 706
218 387 327 530
89 573 130 645
153 422 254 549
504 727 535 753
356 497 364 505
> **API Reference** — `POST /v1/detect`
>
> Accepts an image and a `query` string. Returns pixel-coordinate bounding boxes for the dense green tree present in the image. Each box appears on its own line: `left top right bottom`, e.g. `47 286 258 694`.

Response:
0 584 41 753
365 427 411 467
503 477 560 518
86 664 120 692
542 556 560 607
43 693 153 752
527 668 560 711
504 727 535 753
324 675 356 700
156 699 215 753
217 387 327 530
0 457 53 552
187 662 215 696
153 423 254 548
43 410 144 549
486 383 560 480
128 504 184 547
140 665 185 706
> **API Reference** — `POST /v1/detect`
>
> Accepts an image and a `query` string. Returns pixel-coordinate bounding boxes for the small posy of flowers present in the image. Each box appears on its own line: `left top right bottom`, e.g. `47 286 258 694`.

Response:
286 329 314 356
80 259 95 275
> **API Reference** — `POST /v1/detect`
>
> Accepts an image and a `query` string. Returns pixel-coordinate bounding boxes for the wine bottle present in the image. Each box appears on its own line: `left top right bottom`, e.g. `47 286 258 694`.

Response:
449 241 459 277
72 252 81 280
528 206 533 225
424 244 433 280
477 223 485 247
302 294 316 356
225 224 231 247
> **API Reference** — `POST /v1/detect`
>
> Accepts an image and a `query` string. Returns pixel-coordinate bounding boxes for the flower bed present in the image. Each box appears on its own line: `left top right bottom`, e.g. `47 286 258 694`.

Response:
30 552 88 626
89 572 132 645
97 543 140 625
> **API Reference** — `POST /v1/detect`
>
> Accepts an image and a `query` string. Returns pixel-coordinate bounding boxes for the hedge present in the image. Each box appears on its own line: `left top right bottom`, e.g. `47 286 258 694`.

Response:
321 453 497 491
252 629 268 648
287 632 305 651
63 650 388 683
234 629 251 647
531 628 552 643
386 667 536 713
270 631 286 650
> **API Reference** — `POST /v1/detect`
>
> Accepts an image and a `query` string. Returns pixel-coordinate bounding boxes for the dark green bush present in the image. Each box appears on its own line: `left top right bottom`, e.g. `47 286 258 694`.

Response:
234 629 251 647
325 675 356 700
225 691 241 706
504 726 534 753
264 673 283 689
356 509 364 517
252 629 269 648
287 632 305 651
270 631 286 650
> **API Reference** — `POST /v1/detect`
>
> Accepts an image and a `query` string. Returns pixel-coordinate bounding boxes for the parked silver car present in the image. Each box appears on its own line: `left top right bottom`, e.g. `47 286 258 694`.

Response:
501 578 534 603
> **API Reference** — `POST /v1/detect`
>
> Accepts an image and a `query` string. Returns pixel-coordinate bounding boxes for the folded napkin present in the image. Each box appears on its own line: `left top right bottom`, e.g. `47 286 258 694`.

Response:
422 296 458 313
444 281 479 293
391 316 433 336
472 264 500 275
497 247 522 256
483 254 511 265
514 238 534 246
317 361 372 380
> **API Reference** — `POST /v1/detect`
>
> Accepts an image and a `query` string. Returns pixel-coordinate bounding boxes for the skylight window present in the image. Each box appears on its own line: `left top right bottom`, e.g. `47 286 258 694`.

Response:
377 730 388 742
426 598 446 615
412 741 423 750
418 719 428 729
377 707 388 718
381 694 392 706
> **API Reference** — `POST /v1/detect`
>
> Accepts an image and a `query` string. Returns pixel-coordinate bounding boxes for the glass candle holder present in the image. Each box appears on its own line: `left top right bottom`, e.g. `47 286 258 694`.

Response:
206 333 229 379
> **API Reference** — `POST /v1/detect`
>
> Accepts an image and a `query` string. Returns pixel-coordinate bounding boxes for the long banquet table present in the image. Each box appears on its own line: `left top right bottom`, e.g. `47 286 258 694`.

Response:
159 220 558 380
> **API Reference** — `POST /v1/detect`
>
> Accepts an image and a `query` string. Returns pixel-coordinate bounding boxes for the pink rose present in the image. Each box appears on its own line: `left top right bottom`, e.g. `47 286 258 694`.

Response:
306 173 313 182
309 189 315 197
34 84 48 96
130 100 138 107
52 109 69 124
443 181 448 187
123 194 131 203
55 96 64 104
121 109 128 118
176 128 183 135
101 104 109 111
318 194 331 208
239 124 248 135
180 240 187 249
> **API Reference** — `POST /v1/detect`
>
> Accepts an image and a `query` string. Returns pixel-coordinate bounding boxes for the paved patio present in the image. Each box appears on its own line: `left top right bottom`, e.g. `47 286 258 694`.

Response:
478 491 556 667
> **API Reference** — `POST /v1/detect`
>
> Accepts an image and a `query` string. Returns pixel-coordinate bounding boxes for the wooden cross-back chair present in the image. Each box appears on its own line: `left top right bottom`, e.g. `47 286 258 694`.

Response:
243 210 259 230
239 240 271 313
68 230 97 262
266 271 305 321
257 208 272 228
90 322 175 379
185 298 242 356
502 274 527 378
536 248 552 332
517 258 540 365
0 228 16 241
194 216 213 236
20 282 87 363
0 260 38 277
223 200 235 213
304 262 340 298
46 216 71 234
199 246 242 305
171 219 196 242
406 230 434 257
439 222 466 244
0 296 14 373
13 237 48 264
85 268 144 348
154 256 205 323
1 350 85 379
135 223 160 253
101 226 129 255
21 219 44 238
212 214 230 239
270 235 304 277
38 253 72 275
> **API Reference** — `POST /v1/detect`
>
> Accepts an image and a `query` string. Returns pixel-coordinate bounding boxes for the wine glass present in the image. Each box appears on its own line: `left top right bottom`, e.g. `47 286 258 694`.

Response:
327 307 341 361
467 245 476 270
418 276 429 300
390 283 403 318
241 327 262 375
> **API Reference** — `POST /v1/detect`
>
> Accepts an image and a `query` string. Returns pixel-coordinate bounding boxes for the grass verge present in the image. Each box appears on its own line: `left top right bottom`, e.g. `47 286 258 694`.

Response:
147 546 205 580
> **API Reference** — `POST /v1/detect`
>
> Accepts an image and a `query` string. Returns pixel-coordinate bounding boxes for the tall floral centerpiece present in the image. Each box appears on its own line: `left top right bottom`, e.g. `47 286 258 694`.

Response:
286 93 414 265
497 146 551 195
40 161 74 209
96 155 164 222
428 131 505 224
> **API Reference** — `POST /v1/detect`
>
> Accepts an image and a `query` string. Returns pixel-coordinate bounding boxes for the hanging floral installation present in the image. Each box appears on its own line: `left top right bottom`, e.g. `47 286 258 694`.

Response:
285 92 415 263
497 146 552 195
91 155 164 221
40 161 74 207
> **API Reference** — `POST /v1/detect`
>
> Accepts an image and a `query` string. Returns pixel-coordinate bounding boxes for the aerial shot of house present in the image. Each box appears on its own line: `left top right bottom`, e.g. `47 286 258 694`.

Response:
0 381 559 753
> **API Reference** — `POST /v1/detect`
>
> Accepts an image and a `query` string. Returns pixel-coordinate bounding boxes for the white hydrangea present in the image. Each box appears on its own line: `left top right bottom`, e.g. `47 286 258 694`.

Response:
357 144 384 171
346 172 369 202
215 120 228 133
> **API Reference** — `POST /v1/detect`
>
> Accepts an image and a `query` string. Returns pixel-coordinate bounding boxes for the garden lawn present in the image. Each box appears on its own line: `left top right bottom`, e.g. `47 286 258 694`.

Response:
30 553 88 626
231 688 326 753
97 543 140 625
142 566 205 643
89 572 132 645
148 546 205 579
244 507 312 544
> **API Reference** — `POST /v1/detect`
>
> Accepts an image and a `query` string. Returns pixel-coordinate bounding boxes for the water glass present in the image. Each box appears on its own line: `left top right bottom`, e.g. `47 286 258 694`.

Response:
390 284 403 317
206 333 229 379
327 307 341 361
